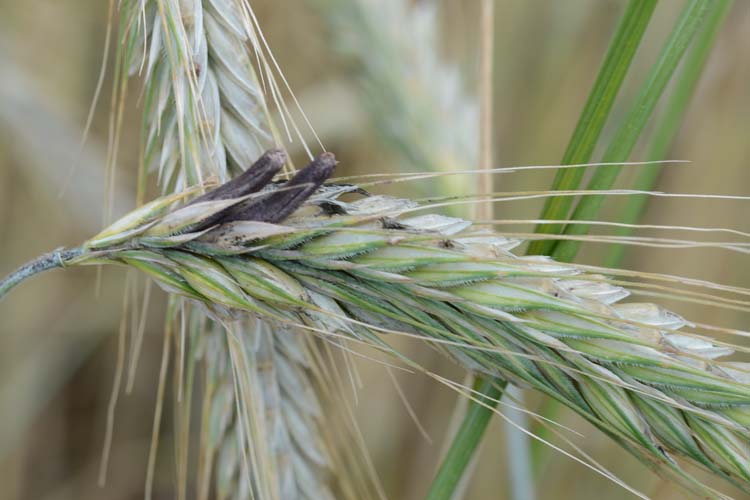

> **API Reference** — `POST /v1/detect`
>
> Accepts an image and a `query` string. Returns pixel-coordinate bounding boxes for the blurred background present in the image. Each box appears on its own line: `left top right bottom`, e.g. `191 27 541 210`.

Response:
0 0 748 499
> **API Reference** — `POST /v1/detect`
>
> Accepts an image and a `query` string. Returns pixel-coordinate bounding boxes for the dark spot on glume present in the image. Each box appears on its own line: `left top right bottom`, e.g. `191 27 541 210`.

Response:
328 183 369 196
381 217 407 230
318 201 348 216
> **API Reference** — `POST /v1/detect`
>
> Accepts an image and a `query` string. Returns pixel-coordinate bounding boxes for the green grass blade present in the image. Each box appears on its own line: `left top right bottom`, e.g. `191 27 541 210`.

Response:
531 0 726 476
552 0 713 263
426 2 658 495
425 378 507 500
527 0 657 256
604 0 732 268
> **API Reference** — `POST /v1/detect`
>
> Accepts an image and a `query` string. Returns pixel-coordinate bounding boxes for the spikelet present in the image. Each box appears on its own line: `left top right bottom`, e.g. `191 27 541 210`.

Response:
69 161 750 498
120 0 274 192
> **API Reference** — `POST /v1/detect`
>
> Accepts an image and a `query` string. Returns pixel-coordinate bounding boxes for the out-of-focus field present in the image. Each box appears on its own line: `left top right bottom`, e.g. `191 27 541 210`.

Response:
0 1 748 499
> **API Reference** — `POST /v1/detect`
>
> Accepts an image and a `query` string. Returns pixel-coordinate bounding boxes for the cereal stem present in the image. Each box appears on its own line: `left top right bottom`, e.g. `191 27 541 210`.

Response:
0 247 84 300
